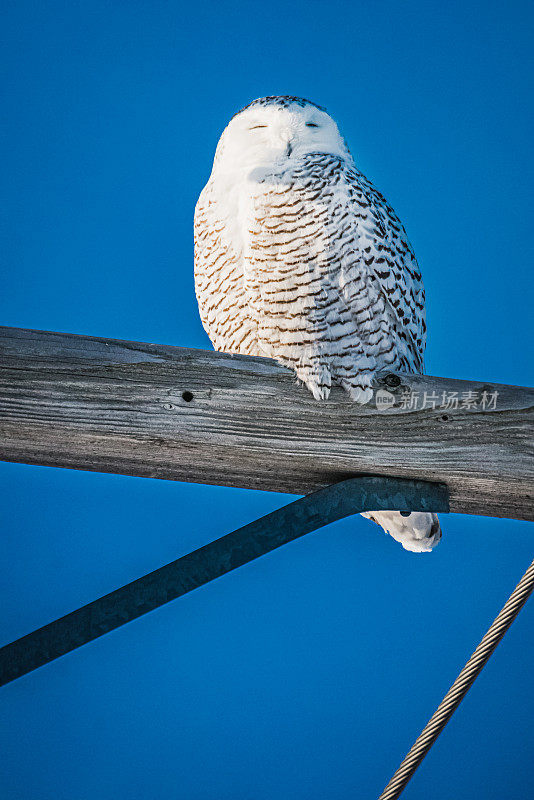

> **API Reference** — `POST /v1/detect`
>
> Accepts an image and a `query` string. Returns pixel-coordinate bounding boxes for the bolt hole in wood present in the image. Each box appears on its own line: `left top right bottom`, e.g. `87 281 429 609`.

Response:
384 373 401 388
182 391 194 402
441 415 449 421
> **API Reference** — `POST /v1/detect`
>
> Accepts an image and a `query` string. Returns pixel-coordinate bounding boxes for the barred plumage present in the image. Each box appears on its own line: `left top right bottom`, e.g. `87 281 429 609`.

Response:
194 96 440 552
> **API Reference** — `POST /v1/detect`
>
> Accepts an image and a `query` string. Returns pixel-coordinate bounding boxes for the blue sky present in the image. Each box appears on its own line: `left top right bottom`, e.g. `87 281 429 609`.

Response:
1 2 533 798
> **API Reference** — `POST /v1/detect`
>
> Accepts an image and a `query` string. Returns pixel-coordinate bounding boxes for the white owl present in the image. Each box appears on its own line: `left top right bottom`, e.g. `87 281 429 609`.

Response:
194 96 441 552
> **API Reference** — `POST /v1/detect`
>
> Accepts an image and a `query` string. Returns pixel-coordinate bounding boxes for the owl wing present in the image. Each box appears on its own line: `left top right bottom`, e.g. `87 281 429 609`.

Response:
347 163 426 373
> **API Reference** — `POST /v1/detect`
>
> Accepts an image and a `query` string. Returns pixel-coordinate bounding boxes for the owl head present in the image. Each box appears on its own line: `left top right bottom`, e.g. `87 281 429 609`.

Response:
211 96 352 176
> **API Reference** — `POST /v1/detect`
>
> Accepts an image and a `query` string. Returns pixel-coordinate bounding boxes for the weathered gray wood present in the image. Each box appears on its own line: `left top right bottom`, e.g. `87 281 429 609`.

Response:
0 326 532 520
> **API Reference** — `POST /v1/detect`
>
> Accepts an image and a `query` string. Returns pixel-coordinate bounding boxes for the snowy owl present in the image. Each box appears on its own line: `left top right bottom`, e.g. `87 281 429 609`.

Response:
194 96 441 553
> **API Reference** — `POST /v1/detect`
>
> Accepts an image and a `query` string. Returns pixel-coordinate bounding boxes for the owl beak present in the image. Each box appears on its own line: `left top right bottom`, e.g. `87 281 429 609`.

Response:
279 128 295 158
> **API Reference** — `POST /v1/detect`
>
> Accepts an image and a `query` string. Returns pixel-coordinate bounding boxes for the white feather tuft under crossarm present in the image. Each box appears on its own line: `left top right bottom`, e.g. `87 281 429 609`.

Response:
361 511 442 553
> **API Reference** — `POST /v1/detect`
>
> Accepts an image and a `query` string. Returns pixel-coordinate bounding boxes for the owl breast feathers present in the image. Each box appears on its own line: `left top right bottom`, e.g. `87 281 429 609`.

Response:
194 96 440 553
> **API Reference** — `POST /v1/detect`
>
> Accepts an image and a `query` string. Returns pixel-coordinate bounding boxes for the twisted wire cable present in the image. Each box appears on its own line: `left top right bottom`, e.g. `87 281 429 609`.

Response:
379 556 534 800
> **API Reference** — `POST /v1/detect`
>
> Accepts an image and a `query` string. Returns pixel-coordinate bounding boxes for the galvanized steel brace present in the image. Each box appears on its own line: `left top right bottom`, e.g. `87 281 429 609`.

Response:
0 476 449 687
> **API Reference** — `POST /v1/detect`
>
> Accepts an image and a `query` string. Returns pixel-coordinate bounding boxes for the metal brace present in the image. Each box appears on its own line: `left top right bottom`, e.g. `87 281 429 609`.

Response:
0 475 449 687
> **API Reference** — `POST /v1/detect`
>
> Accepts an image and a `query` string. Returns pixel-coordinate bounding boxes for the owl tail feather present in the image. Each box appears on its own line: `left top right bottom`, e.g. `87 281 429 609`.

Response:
361 510 442 553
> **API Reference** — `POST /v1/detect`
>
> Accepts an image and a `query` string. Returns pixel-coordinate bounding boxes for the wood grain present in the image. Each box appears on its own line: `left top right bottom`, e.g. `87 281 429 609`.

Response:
0 326 532 520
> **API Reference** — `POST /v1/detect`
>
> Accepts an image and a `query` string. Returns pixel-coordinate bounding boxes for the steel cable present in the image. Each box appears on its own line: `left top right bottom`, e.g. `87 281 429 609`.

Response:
379 557 534 800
